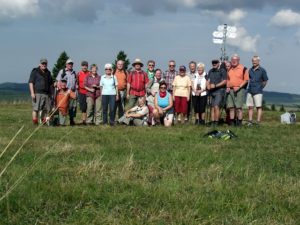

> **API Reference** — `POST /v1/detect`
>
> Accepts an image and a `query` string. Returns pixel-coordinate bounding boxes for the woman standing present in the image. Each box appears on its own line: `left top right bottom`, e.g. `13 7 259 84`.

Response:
172 65 191 124
153 81 173 127
100 64 119 126
84 64 101 125
192 63 207 125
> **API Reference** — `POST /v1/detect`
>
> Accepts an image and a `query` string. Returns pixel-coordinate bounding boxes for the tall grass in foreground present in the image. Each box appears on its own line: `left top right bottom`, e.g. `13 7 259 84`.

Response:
0 104 299 224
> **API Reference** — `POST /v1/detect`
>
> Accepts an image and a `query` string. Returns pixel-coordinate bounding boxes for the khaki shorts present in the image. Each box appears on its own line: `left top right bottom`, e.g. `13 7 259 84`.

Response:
246 93 263 107
32 93 51 112
226 89 245 108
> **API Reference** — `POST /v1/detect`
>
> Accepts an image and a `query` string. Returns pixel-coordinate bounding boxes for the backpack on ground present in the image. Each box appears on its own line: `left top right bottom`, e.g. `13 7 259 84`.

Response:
281 112 297 124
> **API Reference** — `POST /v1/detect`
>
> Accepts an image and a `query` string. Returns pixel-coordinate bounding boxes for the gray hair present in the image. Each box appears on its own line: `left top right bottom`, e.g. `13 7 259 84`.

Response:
231 53 240 59
252 55 260 61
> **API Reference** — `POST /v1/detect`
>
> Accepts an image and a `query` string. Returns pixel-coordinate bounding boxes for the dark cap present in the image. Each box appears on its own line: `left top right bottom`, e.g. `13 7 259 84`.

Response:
81 61 88 66
212 59 220 64
179 65 186 71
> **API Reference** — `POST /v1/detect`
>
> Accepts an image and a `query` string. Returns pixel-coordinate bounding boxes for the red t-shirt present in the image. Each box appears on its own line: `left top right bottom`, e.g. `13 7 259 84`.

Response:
127 70 149 96
77 70 90 94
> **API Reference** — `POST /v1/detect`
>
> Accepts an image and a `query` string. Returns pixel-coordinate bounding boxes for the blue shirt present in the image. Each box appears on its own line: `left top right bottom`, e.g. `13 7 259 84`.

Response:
100 75 118 95
248 66 268 94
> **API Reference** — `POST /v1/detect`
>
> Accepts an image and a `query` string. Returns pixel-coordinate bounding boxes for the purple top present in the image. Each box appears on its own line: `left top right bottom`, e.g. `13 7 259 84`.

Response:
84 74 101 98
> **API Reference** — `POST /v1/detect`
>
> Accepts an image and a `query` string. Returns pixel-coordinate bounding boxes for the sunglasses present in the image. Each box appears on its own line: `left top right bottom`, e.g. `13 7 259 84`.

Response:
160 86 167 90
105 68 112 70
169 65 175 67
148 64 155 67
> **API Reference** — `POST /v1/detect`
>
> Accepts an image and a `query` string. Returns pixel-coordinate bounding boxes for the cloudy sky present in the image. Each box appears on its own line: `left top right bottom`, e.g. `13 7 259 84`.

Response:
1 0 300 94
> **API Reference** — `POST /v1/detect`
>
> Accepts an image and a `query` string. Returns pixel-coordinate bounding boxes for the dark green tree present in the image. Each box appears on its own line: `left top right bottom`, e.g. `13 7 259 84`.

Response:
52 51 69 79
271 104 276 111
112 51 131 71
280 105 285 112
262 100 270 111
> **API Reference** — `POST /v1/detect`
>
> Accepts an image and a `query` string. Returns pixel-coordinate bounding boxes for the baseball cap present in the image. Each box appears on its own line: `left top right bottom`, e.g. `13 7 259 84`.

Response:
212 59 220 64
81 61 88 66
179 65 186 71
40 58 48 64
104 63 113 70
66 59 74 64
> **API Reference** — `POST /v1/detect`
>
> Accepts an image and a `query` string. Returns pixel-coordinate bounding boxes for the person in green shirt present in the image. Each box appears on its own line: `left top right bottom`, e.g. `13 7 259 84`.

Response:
146 60 155 80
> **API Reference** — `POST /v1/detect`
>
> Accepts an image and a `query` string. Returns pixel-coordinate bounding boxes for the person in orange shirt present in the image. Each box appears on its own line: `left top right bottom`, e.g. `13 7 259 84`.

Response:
113 60 127 119
226 54 249 126
56 79 76 126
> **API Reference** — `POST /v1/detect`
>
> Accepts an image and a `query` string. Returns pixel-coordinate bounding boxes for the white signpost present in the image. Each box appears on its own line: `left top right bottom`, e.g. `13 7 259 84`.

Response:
212 24 237 61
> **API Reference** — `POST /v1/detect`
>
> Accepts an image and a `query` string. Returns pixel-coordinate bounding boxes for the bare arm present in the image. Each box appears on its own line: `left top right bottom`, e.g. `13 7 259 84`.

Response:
29 83 35 99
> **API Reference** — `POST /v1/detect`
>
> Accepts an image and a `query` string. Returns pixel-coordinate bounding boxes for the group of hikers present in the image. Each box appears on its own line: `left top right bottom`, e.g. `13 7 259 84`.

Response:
28 54 268 127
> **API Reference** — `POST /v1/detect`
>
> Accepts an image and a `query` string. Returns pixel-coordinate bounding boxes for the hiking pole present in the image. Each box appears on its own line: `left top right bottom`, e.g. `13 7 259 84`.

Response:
205 92 211 125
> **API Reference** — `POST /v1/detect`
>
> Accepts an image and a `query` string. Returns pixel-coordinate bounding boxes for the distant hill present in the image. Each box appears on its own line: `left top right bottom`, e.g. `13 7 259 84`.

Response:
0 82 30 101
0 82 300 105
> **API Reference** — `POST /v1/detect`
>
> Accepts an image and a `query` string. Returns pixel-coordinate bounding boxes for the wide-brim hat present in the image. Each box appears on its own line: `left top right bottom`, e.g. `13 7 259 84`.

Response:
132 58 144 67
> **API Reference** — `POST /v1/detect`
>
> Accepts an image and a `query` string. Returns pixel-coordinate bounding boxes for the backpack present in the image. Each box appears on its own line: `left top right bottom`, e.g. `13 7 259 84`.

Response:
61 69 76 79
281 112 297 124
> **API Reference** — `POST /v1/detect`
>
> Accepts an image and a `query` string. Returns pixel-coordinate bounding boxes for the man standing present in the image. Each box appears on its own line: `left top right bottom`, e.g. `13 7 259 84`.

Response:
146 60 156 81
163 60 178 95
77 61 89 125
29 58 53 124
226 54 249 126
126 59 149 109
246 55 268 125
114 60 127 119
207 59 227 126
187 61 197 121
56 59 77 126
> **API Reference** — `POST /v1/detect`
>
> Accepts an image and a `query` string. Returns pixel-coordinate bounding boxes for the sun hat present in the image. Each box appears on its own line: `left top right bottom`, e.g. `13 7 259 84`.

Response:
132 58 144 67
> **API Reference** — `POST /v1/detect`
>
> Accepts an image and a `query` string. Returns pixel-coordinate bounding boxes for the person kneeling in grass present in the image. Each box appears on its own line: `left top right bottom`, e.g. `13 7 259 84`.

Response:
118 96 149 126
56 79 76 126
153 81 174 127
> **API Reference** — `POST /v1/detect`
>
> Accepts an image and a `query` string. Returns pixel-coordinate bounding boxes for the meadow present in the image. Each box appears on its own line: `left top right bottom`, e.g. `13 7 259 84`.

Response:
0 103 299 225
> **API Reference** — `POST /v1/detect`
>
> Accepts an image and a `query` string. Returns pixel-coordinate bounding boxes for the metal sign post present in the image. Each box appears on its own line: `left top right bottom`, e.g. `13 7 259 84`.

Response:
212 24 237 62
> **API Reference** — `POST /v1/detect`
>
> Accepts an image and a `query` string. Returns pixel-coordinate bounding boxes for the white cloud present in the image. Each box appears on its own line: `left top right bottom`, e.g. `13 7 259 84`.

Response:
0 0 39 22
270 9 300 27
227 26 260 52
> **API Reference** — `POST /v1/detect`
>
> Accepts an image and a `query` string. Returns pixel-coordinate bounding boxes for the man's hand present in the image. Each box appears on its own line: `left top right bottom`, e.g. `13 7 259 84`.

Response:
126 94 130 100
31 93 36 102
226 87 230 93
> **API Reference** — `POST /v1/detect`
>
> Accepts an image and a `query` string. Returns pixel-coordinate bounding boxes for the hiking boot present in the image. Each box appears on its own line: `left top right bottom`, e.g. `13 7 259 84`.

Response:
70 120 76 126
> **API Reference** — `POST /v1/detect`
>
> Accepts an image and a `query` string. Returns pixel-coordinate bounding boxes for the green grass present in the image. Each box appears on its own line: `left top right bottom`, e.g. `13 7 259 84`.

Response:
0 103 299 224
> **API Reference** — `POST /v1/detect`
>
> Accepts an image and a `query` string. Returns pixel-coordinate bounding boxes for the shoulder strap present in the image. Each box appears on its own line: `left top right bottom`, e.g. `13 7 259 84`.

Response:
61 69 66 79
243 66 247 80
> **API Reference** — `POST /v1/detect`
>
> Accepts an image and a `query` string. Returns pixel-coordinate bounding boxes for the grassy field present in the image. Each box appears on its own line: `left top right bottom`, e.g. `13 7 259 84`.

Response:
0 103 299 225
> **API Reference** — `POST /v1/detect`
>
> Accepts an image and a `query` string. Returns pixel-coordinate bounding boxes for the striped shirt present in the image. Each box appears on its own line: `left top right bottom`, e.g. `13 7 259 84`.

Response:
163 70 178 92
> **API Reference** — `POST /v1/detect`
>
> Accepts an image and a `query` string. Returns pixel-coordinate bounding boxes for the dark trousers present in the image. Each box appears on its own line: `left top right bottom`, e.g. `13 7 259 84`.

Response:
102 95 116 124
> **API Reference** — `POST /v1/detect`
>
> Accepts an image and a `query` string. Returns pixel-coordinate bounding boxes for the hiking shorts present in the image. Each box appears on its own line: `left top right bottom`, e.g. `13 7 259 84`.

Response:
226 89 245 108
78 92 87 113
32 93 51 112
246 93 263 108
210 91 224 107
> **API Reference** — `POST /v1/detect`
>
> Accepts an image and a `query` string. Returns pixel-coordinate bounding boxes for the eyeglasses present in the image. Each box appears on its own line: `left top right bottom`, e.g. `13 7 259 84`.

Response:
105 68 112 71
148 64 155 67
160 87 167 90
169 65 175 67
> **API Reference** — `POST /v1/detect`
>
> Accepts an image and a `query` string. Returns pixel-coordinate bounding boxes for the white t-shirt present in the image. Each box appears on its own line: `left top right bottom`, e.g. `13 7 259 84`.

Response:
192 72 207 96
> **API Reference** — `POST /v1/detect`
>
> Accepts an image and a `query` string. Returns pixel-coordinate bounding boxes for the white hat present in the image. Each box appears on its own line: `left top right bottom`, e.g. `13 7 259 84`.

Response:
104 63 113 69
66 58 74 64
132 58 144 67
